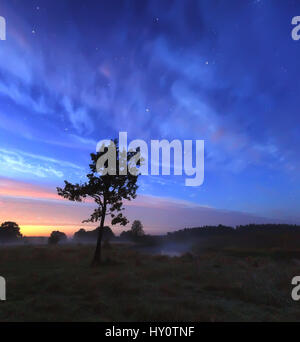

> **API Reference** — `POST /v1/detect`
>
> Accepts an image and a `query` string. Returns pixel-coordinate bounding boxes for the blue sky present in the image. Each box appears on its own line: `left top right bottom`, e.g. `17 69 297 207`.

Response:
0 0 300 235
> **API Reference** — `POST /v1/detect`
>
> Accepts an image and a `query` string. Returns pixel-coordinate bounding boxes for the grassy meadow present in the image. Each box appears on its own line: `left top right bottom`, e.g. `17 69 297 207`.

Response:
1 234 300 322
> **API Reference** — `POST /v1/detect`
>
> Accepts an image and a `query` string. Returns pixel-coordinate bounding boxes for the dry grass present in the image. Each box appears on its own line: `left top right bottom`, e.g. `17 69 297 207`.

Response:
0 242 300 321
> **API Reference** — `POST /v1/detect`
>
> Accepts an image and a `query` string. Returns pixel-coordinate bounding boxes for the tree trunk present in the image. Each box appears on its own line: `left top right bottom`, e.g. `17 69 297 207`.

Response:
91 206 106 266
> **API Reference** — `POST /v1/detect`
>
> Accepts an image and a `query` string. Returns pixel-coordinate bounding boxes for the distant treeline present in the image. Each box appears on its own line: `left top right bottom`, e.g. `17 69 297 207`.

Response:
2 222 300 245
165 224 300 241
48 223 300 244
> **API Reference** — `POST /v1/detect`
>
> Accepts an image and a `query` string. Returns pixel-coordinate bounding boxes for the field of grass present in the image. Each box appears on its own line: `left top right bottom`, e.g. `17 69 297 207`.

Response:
1 241 300 322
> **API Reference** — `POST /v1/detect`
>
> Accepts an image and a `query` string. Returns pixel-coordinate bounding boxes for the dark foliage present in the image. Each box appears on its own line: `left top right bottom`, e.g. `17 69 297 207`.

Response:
236 224 300 233
57 139 140 265
166 224 235 241
0 221 22 243
73 226 115 242
131 220 145 237
48 231 67 245
165 224 300 243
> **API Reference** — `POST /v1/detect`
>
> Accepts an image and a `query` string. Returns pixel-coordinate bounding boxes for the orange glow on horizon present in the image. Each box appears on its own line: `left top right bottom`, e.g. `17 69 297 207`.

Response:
19 225 98 237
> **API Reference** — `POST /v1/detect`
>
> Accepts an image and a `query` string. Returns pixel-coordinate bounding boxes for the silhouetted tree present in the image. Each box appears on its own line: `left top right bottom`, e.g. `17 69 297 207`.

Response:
120 230 131 239
120 230 133 240
57 139 140 266
102 226 115 241
73 228 87 241
0 221 22 243
73 226 115 242
48 231 67 245
131 220 145 237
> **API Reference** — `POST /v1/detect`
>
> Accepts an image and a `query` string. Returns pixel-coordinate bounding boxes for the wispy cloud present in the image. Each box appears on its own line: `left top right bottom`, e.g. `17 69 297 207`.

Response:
0 0 299 227
0 148 83 179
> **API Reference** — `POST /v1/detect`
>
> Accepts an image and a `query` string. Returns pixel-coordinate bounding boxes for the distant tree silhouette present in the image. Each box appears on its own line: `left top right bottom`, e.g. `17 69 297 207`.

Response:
120 220 147 243
0 221 22 243
166 225 235 241
48 231 67 245
235 224 300 233
73 228 87 241
131 220 145 237
57 139 140 266
119 230 133 240
73 226 115 242
102 226 115 240
164 224 300 243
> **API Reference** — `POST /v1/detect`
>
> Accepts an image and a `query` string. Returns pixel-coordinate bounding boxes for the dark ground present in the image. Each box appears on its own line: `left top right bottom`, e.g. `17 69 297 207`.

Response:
1 232 300 322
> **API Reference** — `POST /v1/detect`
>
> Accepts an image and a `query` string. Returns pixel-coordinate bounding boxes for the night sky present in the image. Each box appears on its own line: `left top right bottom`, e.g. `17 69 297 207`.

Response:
0 0 300 236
